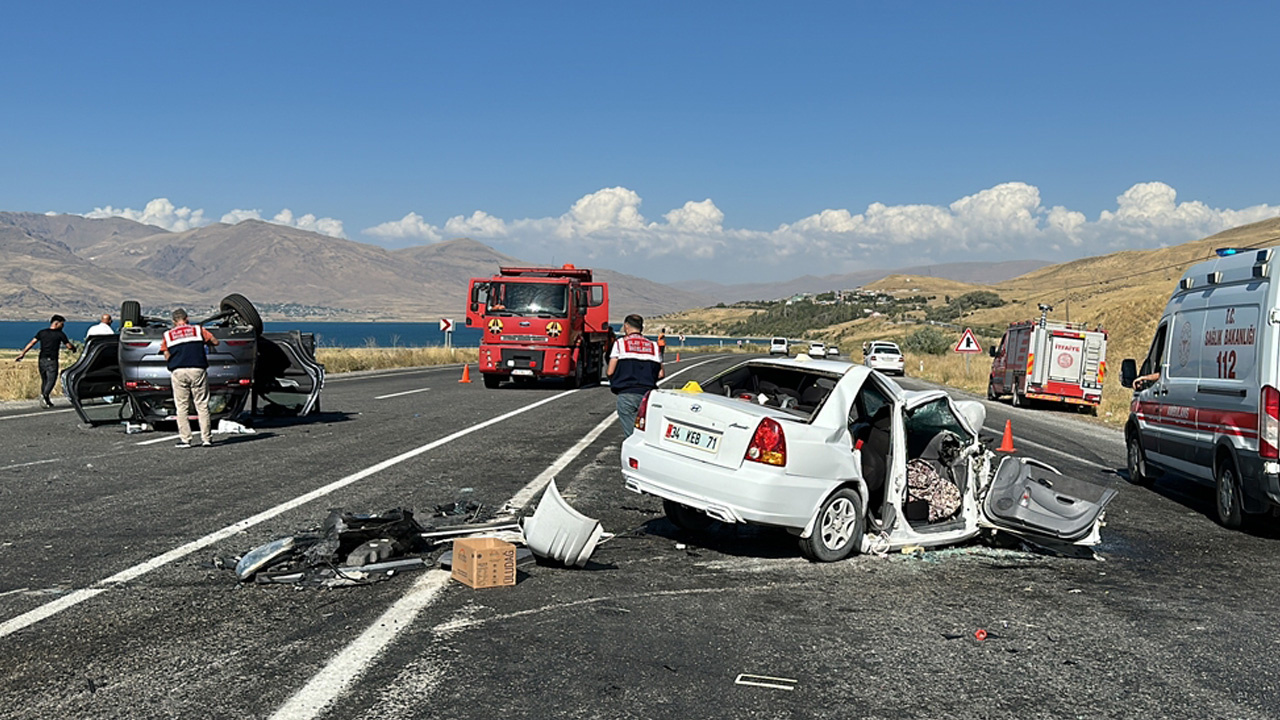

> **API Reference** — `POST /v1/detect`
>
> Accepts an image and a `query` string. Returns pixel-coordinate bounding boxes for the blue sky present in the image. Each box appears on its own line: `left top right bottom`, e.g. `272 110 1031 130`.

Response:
3 1 1279 283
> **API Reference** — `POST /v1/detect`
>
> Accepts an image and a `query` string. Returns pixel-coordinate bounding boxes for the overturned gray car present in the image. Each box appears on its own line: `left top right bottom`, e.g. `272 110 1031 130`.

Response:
61 294 325 426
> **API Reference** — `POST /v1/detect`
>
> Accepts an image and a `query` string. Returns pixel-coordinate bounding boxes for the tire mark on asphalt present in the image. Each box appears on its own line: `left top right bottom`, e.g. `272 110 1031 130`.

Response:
268 355 728 720
0 387 581 640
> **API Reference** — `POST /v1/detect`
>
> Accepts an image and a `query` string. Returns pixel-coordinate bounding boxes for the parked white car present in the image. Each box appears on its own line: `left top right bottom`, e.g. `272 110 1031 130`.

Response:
864 341 905 376
769 337 789 356
621 358 1114 561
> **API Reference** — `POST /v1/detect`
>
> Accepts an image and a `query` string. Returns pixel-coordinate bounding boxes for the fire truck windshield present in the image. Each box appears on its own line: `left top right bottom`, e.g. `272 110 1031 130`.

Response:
487 282 569 317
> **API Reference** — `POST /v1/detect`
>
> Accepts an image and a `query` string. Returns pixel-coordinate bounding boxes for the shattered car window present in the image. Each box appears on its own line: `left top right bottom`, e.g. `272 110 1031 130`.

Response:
701 363 840 417
905 398 971 458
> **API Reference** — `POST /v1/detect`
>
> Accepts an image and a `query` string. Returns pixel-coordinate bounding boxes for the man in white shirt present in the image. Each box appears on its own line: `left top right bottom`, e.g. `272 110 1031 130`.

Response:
85 314 114 339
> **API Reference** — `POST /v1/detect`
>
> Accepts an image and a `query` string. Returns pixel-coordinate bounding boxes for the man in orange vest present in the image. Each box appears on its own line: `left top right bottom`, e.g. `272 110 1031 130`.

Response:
657 329 667 360
160 308 220 448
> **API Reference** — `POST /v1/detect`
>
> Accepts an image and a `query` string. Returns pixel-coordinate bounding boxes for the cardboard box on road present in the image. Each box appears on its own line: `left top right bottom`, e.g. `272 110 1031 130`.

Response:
451 537 517 589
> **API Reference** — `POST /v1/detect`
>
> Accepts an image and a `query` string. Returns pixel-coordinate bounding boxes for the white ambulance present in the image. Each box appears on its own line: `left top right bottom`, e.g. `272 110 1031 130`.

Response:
1121 247 1280 527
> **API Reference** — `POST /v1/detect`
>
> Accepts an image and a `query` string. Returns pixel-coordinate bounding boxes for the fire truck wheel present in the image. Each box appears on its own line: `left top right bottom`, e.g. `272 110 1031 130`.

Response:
567 347 586 389
482 373 502 389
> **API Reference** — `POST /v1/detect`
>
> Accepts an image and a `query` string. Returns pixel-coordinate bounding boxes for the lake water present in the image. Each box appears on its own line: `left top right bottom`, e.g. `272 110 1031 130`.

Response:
0 320 763 350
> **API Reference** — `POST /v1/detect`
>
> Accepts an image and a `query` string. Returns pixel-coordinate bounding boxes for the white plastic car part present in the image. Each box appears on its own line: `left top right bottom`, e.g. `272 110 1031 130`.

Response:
521 479 604 567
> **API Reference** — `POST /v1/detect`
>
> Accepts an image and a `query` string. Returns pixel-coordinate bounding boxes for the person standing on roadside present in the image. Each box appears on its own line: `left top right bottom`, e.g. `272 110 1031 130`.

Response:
657 329 667 360
85 314 115 339
161 308 219 448
14 314 77 408
608 314 663 437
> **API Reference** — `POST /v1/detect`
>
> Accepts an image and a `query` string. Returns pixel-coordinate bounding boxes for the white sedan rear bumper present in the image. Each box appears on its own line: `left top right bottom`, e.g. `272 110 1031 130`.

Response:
620 437 835 530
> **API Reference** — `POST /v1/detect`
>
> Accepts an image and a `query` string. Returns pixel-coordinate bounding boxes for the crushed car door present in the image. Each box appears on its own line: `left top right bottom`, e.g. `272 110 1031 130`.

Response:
253 331 325 415
981 456 1117 544
61 335 133 425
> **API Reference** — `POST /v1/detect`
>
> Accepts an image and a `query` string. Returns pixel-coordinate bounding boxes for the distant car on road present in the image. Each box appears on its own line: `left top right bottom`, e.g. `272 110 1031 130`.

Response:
62 294 324 426
620 357 1115 561
825 345 840 358
807 341 825 357
769 337 789 356
864 341 905 376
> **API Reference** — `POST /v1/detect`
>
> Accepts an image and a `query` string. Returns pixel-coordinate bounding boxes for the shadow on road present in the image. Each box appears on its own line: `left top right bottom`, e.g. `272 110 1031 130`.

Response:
1119 468 1280 540
636 517 804 560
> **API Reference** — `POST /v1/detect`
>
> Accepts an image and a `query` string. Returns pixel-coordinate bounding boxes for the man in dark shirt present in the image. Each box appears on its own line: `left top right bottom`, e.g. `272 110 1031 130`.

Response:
15 314 78 408
607 314 664 437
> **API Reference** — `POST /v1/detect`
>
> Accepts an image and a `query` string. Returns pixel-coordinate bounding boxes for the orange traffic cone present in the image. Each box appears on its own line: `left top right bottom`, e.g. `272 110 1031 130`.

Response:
676 352 681 363
459 364 472 383
997 419 1016 453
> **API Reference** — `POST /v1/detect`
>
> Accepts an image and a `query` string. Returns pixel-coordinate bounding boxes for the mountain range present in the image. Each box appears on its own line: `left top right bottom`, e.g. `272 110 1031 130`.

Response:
0 210 1047 321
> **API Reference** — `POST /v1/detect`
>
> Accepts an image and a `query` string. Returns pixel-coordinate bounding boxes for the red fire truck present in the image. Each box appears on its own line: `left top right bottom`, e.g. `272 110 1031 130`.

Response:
465 265 613 388
987 305 1108 412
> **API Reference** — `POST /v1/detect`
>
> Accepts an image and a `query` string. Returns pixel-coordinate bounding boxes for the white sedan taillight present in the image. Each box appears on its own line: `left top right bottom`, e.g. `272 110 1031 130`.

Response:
745 417 787 466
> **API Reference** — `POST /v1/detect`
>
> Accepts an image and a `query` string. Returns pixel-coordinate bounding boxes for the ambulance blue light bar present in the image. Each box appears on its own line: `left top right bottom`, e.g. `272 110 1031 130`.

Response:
1215 248 1241 256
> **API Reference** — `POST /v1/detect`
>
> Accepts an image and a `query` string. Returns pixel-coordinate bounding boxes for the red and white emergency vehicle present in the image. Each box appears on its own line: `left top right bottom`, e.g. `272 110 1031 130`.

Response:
464 265 613 388
987 305 1107 411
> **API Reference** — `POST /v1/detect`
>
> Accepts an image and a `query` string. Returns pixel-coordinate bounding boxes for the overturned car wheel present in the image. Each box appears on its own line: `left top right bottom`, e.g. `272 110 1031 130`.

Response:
220 293 264 334
799 488 864 562
121 300 142 328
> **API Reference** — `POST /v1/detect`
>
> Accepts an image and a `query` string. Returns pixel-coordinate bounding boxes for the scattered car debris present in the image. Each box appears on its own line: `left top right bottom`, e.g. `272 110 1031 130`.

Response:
213 419 256 435
438 547 533 570
522 479 604 567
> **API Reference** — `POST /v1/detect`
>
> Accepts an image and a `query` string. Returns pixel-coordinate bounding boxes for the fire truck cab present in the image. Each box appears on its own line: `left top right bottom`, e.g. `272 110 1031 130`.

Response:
465 265 612 388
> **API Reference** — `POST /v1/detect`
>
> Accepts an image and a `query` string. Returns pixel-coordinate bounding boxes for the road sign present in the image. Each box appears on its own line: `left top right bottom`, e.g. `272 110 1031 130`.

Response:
954 328 983 354
440 318 453 332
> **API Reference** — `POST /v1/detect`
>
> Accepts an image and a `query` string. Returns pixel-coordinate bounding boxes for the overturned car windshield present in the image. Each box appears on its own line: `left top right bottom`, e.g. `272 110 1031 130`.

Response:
488 282 568 316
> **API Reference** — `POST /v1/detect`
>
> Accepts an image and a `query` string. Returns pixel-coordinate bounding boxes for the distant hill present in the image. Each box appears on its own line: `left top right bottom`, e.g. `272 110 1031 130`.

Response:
673 259 1049 303
0 212 715 321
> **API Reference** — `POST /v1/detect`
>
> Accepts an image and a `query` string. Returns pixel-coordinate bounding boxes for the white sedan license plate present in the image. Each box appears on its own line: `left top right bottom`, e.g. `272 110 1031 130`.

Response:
665 421 721 453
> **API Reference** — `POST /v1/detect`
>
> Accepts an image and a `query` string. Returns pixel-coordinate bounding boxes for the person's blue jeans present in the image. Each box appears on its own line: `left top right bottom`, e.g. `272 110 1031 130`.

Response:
616 392 645 437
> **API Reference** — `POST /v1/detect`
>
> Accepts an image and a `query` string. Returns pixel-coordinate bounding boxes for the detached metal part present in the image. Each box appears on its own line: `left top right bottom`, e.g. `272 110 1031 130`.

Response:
521 480 604 567
236 537 296 581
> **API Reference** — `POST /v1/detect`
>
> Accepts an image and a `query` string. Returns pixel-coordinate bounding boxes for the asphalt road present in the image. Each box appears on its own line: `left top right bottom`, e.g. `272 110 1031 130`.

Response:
2 355 1279 719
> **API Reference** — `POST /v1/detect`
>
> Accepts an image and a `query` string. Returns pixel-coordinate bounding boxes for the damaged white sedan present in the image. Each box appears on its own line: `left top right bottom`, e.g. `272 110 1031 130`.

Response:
621 357 1116 561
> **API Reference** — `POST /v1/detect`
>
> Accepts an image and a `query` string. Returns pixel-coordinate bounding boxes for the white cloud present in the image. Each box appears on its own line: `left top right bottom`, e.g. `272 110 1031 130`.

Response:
220 208 347 238
363 212 443 242
443 211 508 237
85 198 207 232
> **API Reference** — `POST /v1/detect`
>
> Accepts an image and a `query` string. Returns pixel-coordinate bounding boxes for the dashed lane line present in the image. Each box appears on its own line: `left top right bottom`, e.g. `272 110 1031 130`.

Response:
0 408 74 421
374 387 432 400
268 355 727 720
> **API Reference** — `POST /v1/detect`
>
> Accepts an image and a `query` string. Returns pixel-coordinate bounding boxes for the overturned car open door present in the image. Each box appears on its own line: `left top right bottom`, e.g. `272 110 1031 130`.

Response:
981 455 1118 549
62 335 132 425
252 331 325 416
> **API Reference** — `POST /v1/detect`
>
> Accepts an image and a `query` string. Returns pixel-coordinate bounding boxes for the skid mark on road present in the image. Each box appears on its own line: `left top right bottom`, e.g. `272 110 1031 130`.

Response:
270 355 728 720
0 388 580 640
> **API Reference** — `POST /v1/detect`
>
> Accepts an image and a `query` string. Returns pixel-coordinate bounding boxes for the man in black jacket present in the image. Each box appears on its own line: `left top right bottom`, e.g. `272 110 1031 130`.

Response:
15 315 77 408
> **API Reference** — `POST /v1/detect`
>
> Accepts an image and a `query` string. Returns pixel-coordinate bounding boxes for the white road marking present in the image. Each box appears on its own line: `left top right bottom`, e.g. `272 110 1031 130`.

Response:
0 387 579 639
135 434 181 446
0 458 62 472
0 408 74 421
269 354 729 719
374 387 431 400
